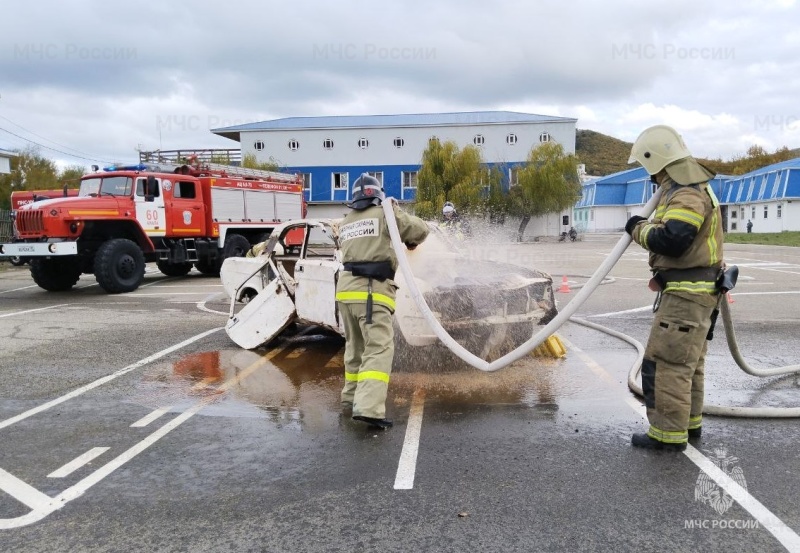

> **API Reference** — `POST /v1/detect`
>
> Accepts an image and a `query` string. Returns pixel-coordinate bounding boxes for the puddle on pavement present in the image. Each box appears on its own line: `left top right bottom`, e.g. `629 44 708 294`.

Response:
130 331 800 430
129 332 583 424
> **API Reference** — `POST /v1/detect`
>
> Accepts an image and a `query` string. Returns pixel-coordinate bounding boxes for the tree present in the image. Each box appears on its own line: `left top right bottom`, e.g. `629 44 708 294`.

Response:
507 142 581 241
0 147 59 209
58 164 87 189
242 153 280 172
414 139 500 220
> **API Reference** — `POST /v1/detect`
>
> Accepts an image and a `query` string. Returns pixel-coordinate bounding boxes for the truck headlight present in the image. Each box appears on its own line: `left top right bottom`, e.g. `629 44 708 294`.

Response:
48 244 57 253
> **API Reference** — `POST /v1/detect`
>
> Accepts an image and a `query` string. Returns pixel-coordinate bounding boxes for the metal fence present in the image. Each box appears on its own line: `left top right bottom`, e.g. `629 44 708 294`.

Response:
0 209 12 243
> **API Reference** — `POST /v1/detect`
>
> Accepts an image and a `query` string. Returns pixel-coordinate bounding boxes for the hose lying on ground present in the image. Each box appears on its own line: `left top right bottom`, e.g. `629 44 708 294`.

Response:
383 193 800 417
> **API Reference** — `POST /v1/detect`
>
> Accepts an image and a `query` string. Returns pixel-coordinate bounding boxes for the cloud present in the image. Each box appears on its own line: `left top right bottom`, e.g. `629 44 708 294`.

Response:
1 0 799 167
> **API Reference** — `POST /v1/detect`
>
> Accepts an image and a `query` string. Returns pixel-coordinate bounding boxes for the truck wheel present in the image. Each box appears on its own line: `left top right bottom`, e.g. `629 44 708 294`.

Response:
95 238 146 293
156 260 193 277
30 258 82 291
194 258 220 276
223 234 251 260
9 256 27 266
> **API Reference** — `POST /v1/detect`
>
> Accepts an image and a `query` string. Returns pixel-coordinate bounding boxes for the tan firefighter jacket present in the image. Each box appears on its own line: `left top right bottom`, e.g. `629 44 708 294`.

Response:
631 175 724 307
335 203 429 312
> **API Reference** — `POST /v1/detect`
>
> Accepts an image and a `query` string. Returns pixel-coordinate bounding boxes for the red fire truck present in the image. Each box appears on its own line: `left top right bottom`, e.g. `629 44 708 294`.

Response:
0 160 306 293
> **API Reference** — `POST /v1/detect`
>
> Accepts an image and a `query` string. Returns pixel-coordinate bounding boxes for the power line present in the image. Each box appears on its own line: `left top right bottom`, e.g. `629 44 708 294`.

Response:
0 113 104 160
0 126 112 164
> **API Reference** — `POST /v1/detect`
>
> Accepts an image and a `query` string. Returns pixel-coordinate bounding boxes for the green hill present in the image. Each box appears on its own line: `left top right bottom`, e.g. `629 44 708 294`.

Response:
576 129 800 178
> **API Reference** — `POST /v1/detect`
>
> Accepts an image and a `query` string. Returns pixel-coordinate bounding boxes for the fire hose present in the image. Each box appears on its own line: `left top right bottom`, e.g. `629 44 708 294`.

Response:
382 194 800 417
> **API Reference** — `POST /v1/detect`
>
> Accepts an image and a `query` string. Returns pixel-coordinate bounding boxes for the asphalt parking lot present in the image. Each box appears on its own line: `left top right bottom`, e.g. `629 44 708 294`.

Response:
1 235 799 552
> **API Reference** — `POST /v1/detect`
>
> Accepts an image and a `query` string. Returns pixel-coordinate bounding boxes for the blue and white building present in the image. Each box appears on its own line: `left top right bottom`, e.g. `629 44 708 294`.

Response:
576 167 729 233
720 158 800 233
0 148 13 174
577 157 800 234
213 111 577 219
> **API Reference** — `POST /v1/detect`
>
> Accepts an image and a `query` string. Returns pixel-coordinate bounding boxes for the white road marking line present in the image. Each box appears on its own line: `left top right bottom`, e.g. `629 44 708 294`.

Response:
565 339 800 551
130 407 171 428
394 389 426 490
145 284 223 288
47 447 109 478
0 330 309 529
0 304 71 319
0 468 53 511
0 327 223 431
730 291 800 296
0 284 40 295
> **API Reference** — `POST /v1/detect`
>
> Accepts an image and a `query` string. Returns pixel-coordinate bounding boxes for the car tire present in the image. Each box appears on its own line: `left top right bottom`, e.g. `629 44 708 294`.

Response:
30 258 82 291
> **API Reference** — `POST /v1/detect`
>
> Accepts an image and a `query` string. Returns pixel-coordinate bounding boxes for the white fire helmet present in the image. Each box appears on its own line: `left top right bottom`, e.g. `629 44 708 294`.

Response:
628 125 692 176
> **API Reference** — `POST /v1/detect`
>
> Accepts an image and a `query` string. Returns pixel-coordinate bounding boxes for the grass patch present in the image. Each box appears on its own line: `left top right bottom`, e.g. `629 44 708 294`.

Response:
725 231 800 247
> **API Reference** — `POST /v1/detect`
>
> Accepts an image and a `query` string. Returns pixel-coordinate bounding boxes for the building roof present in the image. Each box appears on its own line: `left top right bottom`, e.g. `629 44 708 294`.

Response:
0 148 15 158
212 111 577 141
722 156 800 203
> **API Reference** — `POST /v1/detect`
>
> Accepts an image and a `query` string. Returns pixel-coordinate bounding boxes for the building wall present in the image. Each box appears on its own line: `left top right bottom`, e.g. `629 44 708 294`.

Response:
238 120 576 204
726 200 798 232
0 156 11 174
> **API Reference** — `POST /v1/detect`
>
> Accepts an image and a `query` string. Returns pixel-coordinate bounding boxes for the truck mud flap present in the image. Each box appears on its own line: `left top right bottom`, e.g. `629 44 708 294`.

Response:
226 279 297 349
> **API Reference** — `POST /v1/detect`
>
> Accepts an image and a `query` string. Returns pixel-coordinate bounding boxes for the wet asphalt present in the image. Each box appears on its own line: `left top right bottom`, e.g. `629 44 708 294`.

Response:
0 235 798 553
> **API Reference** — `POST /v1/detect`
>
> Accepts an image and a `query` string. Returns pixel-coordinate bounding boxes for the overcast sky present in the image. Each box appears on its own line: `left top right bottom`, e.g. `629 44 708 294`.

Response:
1 0 799 168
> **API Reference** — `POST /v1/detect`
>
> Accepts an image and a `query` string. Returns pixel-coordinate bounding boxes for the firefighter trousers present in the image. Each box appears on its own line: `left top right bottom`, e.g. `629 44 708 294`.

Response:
642 292 715 444
339 302 395 420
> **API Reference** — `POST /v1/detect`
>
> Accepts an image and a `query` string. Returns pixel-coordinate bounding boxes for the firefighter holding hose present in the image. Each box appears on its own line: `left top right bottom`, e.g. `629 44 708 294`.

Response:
335 174 429 429
625 125 725 452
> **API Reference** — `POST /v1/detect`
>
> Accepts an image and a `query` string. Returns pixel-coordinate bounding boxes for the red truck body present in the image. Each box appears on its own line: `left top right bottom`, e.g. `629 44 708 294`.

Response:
1 162 306 293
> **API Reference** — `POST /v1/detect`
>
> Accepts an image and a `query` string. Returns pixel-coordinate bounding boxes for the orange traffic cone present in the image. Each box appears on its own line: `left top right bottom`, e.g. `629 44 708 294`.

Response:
727 292 734 304
558 275 571 293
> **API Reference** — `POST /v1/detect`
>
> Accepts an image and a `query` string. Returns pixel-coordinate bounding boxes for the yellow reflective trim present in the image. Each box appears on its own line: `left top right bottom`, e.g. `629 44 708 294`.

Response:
688 415 702 429
172 228 202 233
640 224 654 251
68 210 119 216
335 291 396 310
343 370 390 384
647 425 688 443
664 281 717 294
664 208 704 228
707 208 720 265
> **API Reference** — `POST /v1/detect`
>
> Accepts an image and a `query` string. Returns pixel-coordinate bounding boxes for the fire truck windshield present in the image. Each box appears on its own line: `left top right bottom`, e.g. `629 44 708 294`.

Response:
79 176 133 197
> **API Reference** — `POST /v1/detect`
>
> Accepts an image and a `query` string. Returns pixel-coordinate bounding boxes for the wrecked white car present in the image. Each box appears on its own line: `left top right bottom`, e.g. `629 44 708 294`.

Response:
220 218 557 359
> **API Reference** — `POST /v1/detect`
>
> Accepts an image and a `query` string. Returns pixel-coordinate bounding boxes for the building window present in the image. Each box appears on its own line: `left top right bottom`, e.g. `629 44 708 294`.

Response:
367 171 383 186
740 208 745 219
301 173 311 191
778 204 782 218
393 137 405 148
506 133 518 145
731 209 737 219
473 134 485 146
323 138 334 150
764 205 768 219
402 171 418 189
731 222 737 230
332 172 348 190
254 140 265 151
288 139 299 151
539 132 551 143
358 138 369 149
751 206 756 219
509 167 519 187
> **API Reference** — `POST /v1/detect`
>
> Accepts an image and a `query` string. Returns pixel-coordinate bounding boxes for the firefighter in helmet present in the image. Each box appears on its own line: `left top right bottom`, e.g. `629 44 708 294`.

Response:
625 125 724 452
440 201 471 238
335 173 429 428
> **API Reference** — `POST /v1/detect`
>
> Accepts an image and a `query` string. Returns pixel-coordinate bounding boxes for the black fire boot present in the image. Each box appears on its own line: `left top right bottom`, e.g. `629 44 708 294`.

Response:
688 427 702 439
631 433 687 452
353 415 393 429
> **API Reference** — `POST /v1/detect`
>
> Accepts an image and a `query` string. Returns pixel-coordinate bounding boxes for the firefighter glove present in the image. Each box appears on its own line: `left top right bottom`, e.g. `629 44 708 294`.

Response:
625 215 647 235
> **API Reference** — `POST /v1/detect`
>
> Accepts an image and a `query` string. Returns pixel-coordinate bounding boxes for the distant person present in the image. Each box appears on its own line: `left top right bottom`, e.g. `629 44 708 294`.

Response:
625 125 724 452
747 219 753 233
440 201 471 238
